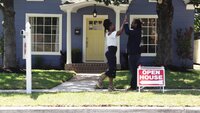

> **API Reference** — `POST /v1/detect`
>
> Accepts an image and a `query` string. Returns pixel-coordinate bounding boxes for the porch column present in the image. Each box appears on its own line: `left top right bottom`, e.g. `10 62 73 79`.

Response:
114 9 121 65
66 10 72 64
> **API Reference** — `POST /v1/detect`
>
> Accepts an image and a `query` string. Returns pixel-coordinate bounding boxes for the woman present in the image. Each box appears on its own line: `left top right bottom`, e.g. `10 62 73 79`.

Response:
96 18 126 91
124 19 142 91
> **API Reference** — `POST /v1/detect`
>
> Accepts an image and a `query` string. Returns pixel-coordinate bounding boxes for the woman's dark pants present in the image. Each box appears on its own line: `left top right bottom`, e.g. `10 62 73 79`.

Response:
105 46 117 78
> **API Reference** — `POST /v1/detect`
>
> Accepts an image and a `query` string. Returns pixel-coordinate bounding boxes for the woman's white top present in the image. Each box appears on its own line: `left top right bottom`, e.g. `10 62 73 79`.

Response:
106 31 118 47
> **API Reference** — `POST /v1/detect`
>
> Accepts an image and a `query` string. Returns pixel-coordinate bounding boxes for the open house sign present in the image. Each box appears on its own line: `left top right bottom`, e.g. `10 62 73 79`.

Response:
137 66 165 93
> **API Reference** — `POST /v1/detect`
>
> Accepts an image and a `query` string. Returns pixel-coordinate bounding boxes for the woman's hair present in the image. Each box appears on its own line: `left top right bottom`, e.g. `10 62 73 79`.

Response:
103 19 112 32
134 19 142 29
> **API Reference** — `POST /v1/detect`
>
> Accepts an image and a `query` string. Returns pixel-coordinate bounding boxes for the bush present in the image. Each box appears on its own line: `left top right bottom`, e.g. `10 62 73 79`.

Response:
72 48 82 63
175 27 193 68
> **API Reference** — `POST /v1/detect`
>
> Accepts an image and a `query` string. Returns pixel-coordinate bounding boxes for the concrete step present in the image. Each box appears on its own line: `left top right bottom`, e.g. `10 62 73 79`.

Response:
65 63 108 73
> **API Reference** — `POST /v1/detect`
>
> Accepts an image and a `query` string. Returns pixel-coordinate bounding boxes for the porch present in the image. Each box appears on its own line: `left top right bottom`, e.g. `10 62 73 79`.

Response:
60 0 130 72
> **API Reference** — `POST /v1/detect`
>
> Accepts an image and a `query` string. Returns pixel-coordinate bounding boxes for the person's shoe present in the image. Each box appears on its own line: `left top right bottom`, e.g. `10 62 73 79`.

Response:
108 85 117 92
96 73 106 89
126 87 137 91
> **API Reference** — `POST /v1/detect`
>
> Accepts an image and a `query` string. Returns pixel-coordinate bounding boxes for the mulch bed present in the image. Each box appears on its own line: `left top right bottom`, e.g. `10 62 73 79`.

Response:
0 67 25 73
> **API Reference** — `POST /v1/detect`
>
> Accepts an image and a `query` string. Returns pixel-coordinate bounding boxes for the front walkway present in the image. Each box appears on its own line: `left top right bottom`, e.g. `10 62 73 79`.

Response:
51 73 102 92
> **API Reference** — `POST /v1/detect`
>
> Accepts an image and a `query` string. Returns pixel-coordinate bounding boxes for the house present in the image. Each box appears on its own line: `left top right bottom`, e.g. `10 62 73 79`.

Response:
0 0 195 72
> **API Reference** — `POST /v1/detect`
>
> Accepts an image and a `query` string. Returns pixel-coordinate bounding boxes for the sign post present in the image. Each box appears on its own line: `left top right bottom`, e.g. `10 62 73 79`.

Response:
22 22 32 94
137 66 165 93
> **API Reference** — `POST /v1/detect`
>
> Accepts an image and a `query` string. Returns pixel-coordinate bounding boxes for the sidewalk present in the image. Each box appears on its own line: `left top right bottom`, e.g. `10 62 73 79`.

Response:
0 107 200 113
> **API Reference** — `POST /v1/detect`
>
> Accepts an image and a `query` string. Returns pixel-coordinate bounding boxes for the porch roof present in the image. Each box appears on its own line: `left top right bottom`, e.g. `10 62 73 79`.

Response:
60 0 131 13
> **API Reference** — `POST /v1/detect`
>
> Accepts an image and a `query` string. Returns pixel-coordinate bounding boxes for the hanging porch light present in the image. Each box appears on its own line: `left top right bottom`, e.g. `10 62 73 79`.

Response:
93 4 97 18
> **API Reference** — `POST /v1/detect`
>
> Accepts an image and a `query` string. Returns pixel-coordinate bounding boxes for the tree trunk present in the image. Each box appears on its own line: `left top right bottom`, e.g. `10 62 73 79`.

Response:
156 0 174 66
2 0 17 69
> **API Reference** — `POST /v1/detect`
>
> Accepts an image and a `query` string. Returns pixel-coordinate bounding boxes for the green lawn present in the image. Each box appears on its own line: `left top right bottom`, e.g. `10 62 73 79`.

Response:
103 70 200 89
0 70 76 89
0 91 200 107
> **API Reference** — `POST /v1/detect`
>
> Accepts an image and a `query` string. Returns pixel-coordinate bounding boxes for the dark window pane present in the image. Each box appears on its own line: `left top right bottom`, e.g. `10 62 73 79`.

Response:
149 36 156 44
37 17 43 25
141 45 147 53
45 26 51 34
141 19 148 26
37 26 43 34
36 44 43 51
36 35 44 43
142 27 148 35
52 17 58 25
52 26 58 34
142 36 147 44
44 44 51 52
44 35 51 43
149 45 156 53
45 17 51 25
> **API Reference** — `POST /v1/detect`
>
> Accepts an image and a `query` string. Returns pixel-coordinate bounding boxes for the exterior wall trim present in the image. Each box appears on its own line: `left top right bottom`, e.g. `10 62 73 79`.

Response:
25 13 63 55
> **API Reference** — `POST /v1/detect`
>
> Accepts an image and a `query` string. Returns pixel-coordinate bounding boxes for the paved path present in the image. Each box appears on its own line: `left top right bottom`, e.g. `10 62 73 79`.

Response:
51 73 103 92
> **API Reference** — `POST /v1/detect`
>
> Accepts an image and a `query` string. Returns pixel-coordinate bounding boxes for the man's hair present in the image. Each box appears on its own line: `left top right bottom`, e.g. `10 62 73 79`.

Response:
103 19 112 31
134 19 142 29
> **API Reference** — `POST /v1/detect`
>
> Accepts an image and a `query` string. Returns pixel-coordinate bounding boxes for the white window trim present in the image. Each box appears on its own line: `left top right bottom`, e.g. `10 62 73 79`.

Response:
130 15 158 57
25 13 62 55
26 0 44 1
149 0 157 2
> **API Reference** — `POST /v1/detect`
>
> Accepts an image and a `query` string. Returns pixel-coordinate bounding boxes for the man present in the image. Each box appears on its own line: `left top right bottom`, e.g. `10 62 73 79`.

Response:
124 17 142 90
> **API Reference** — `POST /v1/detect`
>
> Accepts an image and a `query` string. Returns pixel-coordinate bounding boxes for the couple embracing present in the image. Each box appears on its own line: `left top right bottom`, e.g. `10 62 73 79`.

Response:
96 16 142 91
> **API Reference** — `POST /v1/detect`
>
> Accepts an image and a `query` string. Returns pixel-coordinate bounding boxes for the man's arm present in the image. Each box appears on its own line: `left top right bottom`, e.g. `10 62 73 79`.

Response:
124 23 130 35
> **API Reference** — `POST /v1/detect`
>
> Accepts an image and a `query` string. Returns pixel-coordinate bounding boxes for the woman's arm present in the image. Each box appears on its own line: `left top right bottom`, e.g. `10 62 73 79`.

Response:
116 15 127 36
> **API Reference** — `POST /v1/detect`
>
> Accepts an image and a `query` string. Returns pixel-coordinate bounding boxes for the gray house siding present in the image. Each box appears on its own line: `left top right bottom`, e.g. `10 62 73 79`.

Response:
172 0 194 67
14 0 66 68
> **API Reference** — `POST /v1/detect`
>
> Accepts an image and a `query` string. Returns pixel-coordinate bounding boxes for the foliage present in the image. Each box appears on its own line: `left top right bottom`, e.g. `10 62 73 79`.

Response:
72 48 82 63
33 56 44 69
175 27 193 68
194 13 200 32
0 70 76 89
190 0 200 6
95 0 129 6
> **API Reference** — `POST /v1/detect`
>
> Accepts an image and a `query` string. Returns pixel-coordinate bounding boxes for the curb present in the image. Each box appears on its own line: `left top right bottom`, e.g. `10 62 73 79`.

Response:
0 107 200 113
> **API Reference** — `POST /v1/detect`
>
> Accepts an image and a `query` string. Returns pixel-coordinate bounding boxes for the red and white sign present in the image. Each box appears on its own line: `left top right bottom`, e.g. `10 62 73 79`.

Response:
137 66 165 87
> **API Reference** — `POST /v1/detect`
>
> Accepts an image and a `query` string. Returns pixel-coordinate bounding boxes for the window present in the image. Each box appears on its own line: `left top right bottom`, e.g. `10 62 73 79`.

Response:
130 15 158 56
26 14 62 55
149 0 157 2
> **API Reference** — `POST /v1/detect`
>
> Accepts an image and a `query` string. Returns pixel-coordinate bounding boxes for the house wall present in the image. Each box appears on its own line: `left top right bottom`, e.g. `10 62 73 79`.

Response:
0 0 195 68
172 0 194 68
14 0 66 68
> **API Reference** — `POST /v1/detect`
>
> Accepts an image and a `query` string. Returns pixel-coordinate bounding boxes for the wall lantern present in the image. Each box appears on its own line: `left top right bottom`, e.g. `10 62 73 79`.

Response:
93 4 97 18
157 0 163 4
74 27 81 35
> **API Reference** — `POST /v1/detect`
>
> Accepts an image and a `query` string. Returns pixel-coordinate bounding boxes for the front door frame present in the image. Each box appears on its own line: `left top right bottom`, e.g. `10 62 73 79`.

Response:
83 15 108 63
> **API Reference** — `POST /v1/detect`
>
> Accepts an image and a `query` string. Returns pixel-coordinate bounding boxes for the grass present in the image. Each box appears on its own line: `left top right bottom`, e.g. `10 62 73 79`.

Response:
103 70 200 89
0 91 200 107
0 70 76 89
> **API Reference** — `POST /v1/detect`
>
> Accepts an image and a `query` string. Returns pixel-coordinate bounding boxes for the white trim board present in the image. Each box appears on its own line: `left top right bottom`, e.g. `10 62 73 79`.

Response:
83 15 108 63
25 13 63 55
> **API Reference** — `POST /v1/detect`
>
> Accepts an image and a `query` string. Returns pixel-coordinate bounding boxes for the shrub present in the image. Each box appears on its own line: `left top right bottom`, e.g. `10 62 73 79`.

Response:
175 27 193 68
